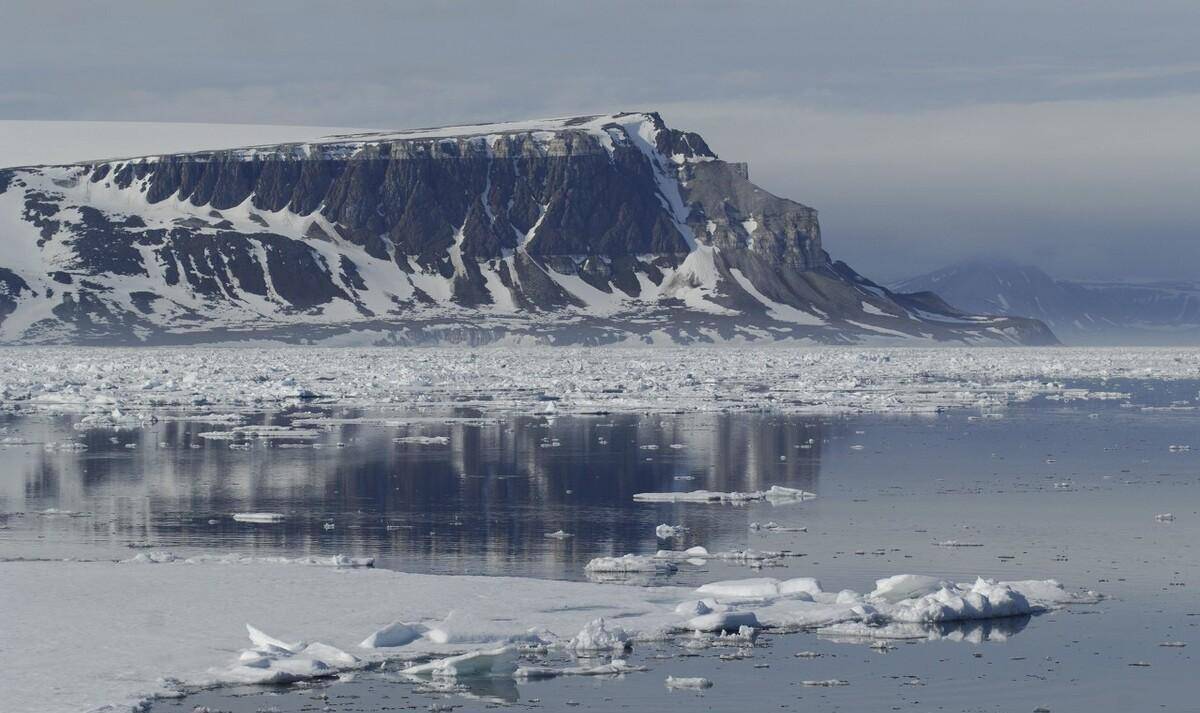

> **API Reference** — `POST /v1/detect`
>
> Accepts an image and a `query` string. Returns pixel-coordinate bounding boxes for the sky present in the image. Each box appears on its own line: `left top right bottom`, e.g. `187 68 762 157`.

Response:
2 0 1197 282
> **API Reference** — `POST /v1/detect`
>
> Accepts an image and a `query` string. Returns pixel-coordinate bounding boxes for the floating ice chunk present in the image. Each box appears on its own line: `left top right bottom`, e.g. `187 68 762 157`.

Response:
359 621 427 649
656 524 686 539
402 645 518 678
122 551 179 564
869 574 948 603
545 529 573 539
686 610 759 633
567 618 631 653
232 512 285 524
246 624 305 654
393 435 449 445
585 555 678 575
634 486 814 504
654 546 711 561
674 599 722 616
1155 513 1175 522
750 521 807 533
301 642 360 666
665 675 713 689
517 659 646 679
225 656 332 684
802 679 849 687
883 579 1032 623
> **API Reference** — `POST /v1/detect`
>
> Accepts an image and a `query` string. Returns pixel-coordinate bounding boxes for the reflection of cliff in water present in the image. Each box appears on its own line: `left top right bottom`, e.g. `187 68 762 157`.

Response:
8 409 833 577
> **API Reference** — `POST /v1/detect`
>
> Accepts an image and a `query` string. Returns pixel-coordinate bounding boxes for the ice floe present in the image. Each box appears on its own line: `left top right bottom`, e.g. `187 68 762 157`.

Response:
1 555 1101 713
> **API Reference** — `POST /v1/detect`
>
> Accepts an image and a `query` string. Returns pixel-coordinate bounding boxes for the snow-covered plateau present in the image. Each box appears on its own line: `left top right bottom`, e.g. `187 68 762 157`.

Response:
0 555 1098 713
0 113 1054 346
0 345 1195 418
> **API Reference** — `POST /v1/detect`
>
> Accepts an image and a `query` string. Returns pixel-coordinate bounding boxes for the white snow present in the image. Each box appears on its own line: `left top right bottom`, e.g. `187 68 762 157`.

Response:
403 645 518 678
0 556 1098 713
359 621 427 649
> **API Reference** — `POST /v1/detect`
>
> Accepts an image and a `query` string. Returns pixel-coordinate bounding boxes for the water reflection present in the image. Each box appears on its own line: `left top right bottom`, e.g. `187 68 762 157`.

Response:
819 613 1033 645
1 409 832 578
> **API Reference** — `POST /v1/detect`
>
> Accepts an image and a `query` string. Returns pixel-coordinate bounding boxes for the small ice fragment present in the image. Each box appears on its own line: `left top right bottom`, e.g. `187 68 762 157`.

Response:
585 555 678 575
302 641 360 666
1154 513 1175 522
655 524 686 539
802 679 849 687
545 530 573 539
665 675 712 689
402 645 517 678
686 610 759 633
517 659 646 679
568 618 631 653
232 512 285 524
869 574 947 603
360 621 427 649
246 624 305 654
674 599 717 616
393 435 450 445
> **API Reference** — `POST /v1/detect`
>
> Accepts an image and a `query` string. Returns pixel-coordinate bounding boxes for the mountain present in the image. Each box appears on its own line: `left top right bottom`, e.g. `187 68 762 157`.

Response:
0 112 1055 346
892 261 1200 345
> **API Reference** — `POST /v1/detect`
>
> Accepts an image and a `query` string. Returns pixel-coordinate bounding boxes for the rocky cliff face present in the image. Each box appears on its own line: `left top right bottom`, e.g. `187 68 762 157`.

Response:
0 112 1055 345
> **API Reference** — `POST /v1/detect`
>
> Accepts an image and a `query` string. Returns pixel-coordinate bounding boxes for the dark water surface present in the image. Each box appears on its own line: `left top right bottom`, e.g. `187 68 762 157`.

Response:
2 379 1198 711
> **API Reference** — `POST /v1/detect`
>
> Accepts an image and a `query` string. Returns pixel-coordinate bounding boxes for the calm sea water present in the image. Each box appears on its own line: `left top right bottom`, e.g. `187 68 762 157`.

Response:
2 378 1197 711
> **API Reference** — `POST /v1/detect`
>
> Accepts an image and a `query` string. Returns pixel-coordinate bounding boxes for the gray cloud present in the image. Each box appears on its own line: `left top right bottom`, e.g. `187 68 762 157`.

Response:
2 0 1198 281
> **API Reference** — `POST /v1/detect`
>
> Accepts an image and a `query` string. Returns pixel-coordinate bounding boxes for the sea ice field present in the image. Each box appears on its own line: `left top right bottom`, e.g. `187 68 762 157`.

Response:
1 346 1198 713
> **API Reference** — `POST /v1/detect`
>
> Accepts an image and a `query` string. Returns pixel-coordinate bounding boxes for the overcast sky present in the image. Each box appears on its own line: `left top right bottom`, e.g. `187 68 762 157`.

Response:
3 1 1198 282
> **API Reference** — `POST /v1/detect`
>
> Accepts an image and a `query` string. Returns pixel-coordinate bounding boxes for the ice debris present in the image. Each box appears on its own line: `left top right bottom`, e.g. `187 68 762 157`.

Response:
665 675 713 689
359 621 427 649
402 645 518 678
232 512 285 524
567 618 632 653
633 485 815 504
584 554 679 575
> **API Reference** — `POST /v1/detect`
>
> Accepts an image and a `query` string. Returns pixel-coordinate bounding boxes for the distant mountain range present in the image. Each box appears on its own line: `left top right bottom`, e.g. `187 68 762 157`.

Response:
0 113 1055 345
892 261 1200 345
